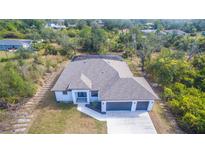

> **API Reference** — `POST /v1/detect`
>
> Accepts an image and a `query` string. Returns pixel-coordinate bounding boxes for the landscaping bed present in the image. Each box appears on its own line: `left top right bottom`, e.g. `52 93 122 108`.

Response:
86 101 102 113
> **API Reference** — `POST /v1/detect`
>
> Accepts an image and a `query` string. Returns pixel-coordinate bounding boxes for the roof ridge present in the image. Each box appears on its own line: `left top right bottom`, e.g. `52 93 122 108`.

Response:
132 77 159 99
100 76 121 97
103 59 133 78
80 73 92 89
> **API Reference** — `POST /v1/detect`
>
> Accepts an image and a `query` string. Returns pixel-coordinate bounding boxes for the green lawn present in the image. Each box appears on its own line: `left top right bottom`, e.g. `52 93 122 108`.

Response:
28 92 107 134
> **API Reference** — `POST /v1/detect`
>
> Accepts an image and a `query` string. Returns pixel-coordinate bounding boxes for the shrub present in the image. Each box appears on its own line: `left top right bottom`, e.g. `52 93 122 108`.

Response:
91 102 98 108
16 48 33 59
0 62 36 104
122 49 135 58
180 113 199 133
163 87 175 101
167 83 205 133
44 45 58 55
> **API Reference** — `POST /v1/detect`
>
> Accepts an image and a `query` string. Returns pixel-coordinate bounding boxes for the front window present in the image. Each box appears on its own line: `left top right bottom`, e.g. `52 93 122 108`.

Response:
91 91 98 97
77 92 87 97
62 91 67 95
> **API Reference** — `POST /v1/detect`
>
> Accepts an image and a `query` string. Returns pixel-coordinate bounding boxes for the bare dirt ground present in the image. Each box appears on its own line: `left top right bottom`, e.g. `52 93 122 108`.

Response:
149 101 184 134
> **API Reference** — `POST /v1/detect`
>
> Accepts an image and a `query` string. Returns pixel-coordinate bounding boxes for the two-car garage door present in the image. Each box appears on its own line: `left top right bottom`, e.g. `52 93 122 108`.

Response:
106 101 149 111
106 102 132 111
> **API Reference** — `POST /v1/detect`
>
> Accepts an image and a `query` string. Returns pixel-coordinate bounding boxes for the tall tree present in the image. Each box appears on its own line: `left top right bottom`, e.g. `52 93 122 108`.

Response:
131 28 160 71
91 28 108 52
187 41 200 61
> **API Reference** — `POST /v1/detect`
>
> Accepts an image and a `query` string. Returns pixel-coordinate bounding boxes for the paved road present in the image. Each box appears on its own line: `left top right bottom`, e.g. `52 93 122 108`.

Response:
106 111 157 134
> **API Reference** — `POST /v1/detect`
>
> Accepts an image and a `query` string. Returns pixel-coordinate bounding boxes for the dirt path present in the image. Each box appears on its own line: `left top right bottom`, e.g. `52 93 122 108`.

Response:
1 61 67 134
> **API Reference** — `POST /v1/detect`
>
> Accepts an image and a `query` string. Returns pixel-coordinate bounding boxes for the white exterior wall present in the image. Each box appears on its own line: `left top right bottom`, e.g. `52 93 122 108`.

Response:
54 91 72 102
23 43 29 48
88 91 100 102
147 100 155 111
54 90 100 104
101 101 106 112
131 101 137 112
90 96 99 102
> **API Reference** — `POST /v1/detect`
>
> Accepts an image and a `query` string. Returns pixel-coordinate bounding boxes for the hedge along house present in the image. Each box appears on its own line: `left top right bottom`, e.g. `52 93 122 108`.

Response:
51 55 159 113
0 39 32 51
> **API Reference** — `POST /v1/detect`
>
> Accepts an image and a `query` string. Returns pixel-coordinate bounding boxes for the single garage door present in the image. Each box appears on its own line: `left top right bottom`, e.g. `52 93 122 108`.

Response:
136 101 149 110
106 102 132 111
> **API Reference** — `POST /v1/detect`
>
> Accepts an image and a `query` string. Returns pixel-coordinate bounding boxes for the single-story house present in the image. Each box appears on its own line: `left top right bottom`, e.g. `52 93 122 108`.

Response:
141 29 157 34
51 55 159 113
0 39 32 51
46 23 66 29
164 29 186 36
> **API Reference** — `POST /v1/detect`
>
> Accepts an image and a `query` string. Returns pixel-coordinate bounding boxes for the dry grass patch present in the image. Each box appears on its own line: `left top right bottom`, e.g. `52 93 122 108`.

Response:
28 92 107 134
125 56 142 76
149 102 175 134
0 51 15 59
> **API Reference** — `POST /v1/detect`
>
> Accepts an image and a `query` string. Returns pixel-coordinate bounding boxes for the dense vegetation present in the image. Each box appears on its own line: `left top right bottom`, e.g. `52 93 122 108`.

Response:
0 50 65 105
146 50 205 133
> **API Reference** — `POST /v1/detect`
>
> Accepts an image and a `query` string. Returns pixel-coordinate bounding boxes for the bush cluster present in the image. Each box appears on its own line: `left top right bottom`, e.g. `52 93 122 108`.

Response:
147 50 205 133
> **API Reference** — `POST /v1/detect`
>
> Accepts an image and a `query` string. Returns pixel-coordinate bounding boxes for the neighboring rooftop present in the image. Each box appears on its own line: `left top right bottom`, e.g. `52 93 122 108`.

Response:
52 55 159 101
0 39 32 46
164 29 186 35
141 29 157 34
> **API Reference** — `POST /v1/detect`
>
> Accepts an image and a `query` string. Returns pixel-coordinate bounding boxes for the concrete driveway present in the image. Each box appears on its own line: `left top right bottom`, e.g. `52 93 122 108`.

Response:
106 111 157 134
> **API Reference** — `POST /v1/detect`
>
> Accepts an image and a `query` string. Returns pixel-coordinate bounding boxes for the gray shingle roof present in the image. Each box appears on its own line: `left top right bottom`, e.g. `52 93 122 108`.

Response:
100 78 158 100
52 59 118 91
52 57 159 101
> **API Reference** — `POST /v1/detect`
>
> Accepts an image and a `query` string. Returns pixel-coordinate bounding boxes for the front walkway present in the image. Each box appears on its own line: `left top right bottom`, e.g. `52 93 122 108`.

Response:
77 104 106 121
77 105 157 134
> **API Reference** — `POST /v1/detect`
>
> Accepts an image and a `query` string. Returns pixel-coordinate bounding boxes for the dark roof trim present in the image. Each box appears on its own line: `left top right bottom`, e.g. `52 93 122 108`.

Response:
72 54 123 62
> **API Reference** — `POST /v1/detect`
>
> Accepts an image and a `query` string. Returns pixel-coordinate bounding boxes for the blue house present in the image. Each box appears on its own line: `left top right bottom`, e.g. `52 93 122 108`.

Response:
0 39 32 51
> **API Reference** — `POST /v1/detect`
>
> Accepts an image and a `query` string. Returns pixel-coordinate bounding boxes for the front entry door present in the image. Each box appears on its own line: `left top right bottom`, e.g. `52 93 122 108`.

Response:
77 92 87 102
